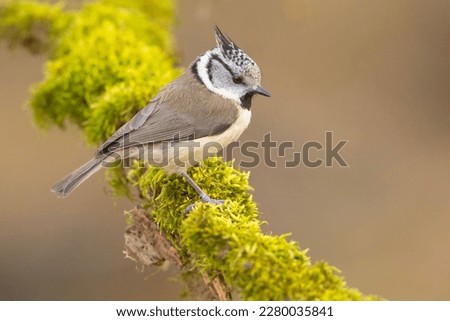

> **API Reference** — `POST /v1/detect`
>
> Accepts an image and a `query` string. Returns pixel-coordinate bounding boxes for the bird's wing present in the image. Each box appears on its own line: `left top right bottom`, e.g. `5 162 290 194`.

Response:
96 96 233 156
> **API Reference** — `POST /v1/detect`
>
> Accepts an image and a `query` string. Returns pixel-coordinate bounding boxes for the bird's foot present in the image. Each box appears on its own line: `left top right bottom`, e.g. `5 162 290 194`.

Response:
184 195 225 214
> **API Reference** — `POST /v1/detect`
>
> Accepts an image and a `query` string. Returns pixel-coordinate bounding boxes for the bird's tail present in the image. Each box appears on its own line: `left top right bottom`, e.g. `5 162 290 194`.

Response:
51 157 104 198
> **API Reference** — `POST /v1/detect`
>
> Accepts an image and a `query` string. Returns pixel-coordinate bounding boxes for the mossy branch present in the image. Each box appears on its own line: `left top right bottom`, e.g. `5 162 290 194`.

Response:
0 0 378 300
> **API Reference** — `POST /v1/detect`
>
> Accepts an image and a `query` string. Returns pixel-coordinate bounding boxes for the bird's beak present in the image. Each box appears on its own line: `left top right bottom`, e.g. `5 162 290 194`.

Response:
253 85 271 97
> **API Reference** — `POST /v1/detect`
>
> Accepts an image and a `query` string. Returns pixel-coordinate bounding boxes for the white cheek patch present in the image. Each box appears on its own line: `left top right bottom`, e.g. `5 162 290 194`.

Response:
196 50 241 103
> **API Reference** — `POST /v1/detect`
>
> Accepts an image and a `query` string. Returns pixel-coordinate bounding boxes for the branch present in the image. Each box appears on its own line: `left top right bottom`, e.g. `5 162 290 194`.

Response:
124 158 377 300
124 206 229 301
124 206 181 268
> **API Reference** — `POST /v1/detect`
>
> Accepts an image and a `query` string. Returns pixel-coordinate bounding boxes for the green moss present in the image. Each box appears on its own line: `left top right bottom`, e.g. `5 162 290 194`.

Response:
129 158 256 236
129 157 377 300
105 164 132 199
0 0 181 143
0 1 72 54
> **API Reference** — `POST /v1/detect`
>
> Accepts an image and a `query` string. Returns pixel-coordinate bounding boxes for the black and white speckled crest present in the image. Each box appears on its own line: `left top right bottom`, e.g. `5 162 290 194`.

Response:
213 25 261 80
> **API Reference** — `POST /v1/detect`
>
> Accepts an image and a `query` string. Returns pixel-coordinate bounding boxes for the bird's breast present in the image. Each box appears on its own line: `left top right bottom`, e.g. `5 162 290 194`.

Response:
203 107 251 147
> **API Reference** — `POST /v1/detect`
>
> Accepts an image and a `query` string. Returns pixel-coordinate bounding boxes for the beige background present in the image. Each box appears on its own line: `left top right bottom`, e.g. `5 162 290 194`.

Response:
1 0 449 300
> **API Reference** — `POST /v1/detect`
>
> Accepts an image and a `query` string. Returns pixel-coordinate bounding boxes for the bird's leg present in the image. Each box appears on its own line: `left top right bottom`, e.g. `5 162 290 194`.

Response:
182 171 224 213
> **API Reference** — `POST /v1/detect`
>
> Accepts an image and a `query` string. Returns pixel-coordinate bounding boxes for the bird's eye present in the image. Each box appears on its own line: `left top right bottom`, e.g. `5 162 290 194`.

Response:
232 76 244 84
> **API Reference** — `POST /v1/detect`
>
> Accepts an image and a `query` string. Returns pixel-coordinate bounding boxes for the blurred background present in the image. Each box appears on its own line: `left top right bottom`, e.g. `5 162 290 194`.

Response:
1 0 449 300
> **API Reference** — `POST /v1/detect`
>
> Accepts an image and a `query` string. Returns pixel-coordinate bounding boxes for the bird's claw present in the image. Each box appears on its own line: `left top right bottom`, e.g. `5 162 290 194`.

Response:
184 196 225 214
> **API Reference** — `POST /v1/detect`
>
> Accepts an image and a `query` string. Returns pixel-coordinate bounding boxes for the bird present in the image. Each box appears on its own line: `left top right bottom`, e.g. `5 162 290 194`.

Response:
51 25 270 207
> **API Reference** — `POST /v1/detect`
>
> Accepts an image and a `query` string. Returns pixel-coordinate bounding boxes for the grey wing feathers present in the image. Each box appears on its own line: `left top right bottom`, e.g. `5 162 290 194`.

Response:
96 97 232 156
96 97 160 155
